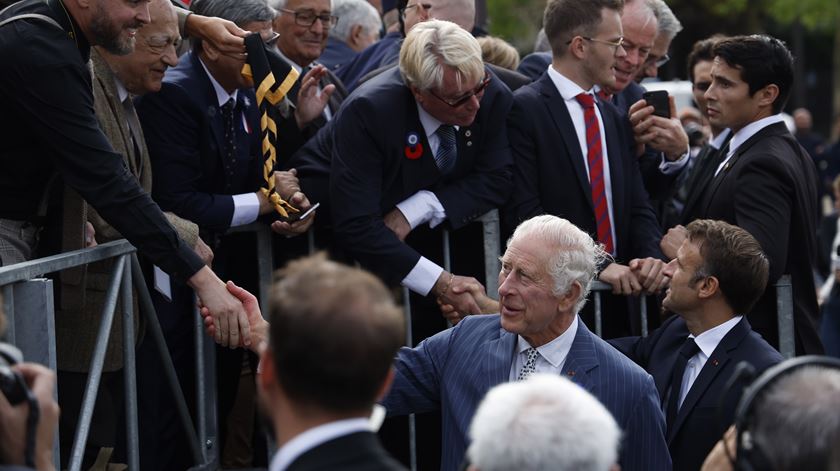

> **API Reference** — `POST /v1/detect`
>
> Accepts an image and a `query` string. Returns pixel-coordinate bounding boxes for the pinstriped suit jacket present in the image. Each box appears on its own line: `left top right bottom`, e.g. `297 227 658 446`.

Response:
382 314 671 471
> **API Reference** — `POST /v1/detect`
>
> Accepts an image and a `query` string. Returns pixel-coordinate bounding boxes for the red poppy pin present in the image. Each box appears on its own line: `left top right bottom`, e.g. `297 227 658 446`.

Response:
404 131 423 160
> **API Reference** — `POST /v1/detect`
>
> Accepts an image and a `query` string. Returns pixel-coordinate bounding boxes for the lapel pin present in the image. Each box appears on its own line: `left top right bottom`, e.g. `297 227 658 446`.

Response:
566 370 575 377
712 359 719 366
404 131 423 160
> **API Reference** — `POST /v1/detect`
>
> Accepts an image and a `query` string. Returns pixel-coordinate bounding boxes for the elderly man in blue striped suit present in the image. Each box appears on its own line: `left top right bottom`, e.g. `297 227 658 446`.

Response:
382 214 671 471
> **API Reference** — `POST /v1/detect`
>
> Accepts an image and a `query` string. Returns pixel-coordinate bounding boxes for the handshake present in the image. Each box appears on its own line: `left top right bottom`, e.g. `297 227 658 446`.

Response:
432 272 499 324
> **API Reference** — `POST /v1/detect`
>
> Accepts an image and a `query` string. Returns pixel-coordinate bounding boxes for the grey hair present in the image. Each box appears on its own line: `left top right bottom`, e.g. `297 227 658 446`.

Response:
752 366 840 471
191 0 276 26
649 0 682 38
399 20 483 92
468 374 621 471
508 215 607 314
330 0 381 43
429 0 476 32
533 28 550 53
265 0 286 9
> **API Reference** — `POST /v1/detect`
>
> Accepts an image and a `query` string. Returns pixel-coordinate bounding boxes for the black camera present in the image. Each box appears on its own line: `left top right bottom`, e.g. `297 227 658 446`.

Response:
0 342 28 405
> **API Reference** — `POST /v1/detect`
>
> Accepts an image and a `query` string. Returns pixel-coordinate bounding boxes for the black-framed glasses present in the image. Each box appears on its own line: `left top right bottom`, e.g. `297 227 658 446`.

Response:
646 53 670 68
400 2 432 19
428 75 491 108
279 8 339 28
566 35 625 53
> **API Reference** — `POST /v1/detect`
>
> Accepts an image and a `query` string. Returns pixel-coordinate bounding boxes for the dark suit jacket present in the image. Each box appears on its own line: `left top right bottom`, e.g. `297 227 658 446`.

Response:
503 72 662 264
610 315 783 471
285 431 406 471
318 36 358 75
337 31 402 91
697 122 822 355
515 51 550 81
330 67 513 286
136 51 262 235
383 315 672 471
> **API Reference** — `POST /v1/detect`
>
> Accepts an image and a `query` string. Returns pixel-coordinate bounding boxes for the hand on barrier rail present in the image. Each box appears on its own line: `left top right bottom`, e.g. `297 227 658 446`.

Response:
189 267 251 348
383 209 411 242
629 257 669 295
598 263 644 296
0 363 60 471
200 281 269 352
84 221 97 248
661 225 688 260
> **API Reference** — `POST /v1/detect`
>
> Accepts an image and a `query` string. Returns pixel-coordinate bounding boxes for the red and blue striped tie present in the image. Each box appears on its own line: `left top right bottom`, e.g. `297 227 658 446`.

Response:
575 93 614 255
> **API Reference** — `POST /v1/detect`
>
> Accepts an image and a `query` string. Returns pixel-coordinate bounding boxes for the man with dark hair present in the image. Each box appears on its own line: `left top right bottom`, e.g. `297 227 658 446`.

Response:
612 219 783 471
661 35 822 355
245 255 406 470
504 0 667 338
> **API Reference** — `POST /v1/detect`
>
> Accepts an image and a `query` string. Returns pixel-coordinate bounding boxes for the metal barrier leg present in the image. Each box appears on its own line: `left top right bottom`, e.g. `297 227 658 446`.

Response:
776 275 795 359
130 256 204 465
640 295 648 338
68 255 125 471
402 286 417 471
195 302 219 467
480 210 501 299
1 285 13 344
256 225 273 317
120 256 139 471
594 291 603 338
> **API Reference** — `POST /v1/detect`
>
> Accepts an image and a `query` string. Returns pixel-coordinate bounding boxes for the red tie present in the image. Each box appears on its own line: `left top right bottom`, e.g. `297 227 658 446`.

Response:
575 93 614 255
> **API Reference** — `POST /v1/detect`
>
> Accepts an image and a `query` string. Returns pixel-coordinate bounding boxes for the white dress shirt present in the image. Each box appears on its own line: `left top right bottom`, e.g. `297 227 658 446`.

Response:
269 417 371 471
677 316 743 408
509 315 579 381
199 58 261 227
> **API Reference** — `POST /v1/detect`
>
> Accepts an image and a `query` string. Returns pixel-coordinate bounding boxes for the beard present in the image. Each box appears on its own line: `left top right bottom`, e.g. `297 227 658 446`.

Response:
89 2 139 55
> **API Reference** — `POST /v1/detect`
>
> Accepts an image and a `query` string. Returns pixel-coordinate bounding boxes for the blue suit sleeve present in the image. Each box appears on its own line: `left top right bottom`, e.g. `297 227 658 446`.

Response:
621 373 672 471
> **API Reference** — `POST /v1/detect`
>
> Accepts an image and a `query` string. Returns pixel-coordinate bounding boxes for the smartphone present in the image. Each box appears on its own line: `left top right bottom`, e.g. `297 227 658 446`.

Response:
642 90 670 119
289 202 319 222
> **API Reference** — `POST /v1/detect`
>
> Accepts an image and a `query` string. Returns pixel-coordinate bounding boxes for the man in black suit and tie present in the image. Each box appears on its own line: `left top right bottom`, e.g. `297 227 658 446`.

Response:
504 0 667 338
330 19 513 319
661 35 823 355
611 219 783 471
254 255 406 471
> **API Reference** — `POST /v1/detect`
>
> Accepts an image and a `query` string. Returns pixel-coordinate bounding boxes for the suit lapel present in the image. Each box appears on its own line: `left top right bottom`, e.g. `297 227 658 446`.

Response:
482 327 516 392
680 144 717 223
538 76 594 212
401 87 441 193
91 50 137 174
667 318 751 443
563 319 599 392
190 53 228 164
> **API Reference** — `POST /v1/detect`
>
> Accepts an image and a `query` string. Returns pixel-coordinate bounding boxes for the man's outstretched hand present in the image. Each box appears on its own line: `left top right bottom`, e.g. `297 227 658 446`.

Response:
200 281 268 352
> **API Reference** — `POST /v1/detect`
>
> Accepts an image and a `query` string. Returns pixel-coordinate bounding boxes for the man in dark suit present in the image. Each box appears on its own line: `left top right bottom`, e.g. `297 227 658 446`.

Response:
330 19 513 317
382 215 671 471
661 35 823 355
504 0 667 338
252 255 406 471
319 0 381 75
611 219 783 471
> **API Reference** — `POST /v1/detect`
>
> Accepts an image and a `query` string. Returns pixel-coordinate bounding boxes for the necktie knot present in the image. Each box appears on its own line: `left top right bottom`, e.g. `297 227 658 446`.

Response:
679 338 700 359
597 90 612 103
517 347 540 381
575 92 596 109
221 98 235 116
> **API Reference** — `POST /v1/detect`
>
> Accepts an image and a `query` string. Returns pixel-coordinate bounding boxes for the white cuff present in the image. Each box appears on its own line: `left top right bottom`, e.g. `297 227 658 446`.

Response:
659 148 690 175
395 190 446 229
230 193 260 227
401 256 444 296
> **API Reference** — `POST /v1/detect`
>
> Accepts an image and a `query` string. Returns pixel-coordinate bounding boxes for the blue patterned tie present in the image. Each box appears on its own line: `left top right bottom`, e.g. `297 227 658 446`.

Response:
517 347 539 381
434 124 457 175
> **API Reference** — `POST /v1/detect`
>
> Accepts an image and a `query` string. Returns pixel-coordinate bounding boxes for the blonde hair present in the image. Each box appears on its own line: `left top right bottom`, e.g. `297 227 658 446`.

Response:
399 20 484 91
477 36 520 71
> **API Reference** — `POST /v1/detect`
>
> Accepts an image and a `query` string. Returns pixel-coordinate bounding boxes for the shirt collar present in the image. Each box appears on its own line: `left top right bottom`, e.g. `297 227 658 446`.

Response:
516 315 578 368
709 128 731 150
275 47 307 74
415 101 458 139
114 77 129 104
269 417 371 471
198 57 238 107
689 316 743 358
728 114 785 157
546 66 590 102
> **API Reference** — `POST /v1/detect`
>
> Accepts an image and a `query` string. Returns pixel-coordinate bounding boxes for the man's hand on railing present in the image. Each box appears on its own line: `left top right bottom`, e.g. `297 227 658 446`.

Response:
661 225 688 260
598 262 643 296
188 267 250 348
84 221 97 248
193 237 214 267
0 363 60 471
629 257 669 294
200 281 268 352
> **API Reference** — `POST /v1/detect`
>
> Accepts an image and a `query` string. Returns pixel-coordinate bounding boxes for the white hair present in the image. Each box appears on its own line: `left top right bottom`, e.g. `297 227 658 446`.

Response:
649 0 682 38
508 215 607 314
329 0 381 43
468 374 621 471
429 0 476 32
399 19 483 91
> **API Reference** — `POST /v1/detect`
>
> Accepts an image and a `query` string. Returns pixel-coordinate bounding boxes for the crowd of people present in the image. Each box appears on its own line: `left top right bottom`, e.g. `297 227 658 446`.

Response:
1 0 840 469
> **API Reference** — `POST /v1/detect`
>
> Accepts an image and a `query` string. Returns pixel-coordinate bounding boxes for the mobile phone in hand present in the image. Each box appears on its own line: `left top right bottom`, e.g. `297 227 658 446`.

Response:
289 202 319 222
642 90 670 118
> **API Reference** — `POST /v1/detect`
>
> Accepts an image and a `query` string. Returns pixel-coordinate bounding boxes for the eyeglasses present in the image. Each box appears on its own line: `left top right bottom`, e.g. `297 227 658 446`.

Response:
279 8 339 28
428 75 491 108
401 3 431 19
646 53 670 68
566 35 625 54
